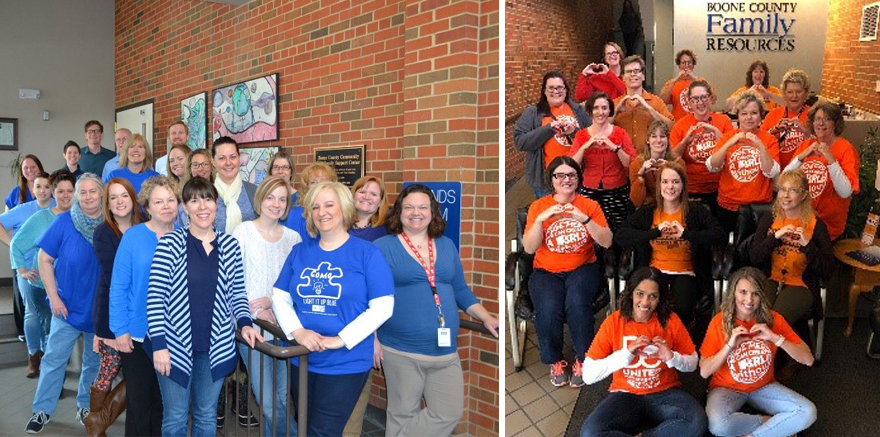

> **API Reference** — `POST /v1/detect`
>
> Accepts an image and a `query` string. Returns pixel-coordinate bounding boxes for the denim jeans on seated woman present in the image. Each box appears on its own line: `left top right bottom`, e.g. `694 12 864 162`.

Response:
706 382 817 437
157 351 225 437
528 262 601 364
238 334 296 437
581 388 707 437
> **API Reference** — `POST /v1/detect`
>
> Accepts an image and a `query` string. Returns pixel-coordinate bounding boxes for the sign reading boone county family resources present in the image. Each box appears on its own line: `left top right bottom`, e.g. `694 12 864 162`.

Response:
403 181 461 252
705 1 799 52
314 145 364 186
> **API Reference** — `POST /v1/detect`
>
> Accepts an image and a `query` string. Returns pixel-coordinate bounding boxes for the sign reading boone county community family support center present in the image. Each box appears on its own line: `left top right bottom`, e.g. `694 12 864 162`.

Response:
404 181 462 252
314 145 365 186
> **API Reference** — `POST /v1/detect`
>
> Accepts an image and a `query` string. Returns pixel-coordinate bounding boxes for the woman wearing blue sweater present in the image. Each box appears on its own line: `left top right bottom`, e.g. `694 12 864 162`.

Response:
374 184 499 436
147 177 262 437
26 173 104 434
103 134 160 194
108 175 177 436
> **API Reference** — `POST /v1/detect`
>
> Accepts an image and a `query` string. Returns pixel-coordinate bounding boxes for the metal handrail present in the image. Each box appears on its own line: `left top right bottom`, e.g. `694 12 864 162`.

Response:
234 319 309 437
460 319 498 338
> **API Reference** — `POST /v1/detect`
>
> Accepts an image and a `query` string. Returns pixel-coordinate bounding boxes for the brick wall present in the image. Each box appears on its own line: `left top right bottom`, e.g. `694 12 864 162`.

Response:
504 0 613 187
115 0 498 434
821 0 880 115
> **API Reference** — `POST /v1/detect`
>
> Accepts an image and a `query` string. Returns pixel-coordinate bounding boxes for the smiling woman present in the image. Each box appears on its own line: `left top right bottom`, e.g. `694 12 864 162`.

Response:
103 134 161 194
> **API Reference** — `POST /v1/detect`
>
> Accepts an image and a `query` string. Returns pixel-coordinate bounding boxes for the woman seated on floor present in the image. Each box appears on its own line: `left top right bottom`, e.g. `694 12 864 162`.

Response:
580 266 706 437
700 267 816 437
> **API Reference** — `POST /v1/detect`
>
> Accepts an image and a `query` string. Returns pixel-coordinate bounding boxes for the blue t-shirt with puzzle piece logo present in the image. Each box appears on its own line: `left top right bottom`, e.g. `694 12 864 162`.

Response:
275 236 394 374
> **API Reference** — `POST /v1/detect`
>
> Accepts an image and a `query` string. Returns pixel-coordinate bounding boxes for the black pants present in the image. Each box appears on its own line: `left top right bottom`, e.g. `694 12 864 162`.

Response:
664 273 700 328
121 341 163 436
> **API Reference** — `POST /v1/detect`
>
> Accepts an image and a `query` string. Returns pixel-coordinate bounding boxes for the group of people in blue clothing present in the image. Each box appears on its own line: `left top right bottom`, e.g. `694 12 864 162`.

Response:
2 119 498 437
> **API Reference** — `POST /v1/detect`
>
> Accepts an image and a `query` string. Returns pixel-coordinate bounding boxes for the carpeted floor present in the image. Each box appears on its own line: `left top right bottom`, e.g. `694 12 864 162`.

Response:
565 318 880 437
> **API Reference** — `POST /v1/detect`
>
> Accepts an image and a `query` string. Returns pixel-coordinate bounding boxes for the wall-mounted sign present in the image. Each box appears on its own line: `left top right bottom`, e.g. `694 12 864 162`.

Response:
705 1 800 52
314 145 365 186
403 181 462 252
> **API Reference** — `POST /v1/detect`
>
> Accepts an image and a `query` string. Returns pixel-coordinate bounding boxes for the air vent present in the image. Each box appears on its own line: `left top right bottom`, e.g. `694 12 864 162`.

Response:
860 2 880 41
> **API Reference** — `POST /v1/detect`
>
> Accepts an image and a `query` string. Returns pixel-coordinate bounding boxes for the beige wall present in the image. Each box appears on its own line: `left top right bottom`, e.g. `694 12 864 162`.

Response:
671 0 828 110
0 0 115 278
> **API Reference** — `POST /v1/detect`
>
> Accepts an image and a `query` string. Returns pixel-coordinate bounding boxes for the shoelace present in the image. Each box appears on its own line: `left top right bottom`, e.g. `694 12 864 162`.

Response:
550 360 568 376
571 360 583 376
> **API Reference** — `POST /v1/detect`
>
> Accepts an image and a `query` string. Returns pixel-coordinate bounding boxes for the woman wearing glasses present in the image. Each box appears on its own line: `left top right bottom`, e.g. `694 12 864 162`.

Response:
267 151 299 205
522 156 612 388
659 49 708 122
783 101 858 242
569 92 637 231
575 42 626 102
748 170 833 378
514 71 591 198
670 80 735 215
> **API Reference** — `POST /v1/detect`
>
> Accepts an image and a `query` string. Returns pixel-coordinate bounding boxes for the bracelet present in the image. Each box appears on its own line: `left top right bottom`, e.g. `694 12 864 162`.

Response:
584 216 592 225
613 146 622 153
774 335 785 347
726 341 735 349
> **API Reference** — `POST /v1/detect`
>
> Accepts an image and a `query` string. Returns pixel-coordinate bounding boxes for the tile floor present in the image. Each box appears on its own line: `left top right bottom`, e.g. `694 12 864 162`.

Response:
505 323 583 437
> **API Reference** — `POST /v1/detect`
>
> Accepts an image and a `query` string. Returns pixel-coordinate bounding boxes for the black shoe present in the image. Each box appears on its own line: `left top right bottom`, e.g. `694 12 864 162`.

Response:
216 387 226 429
231 379 260 428
26 411 50 434
237 412 260 428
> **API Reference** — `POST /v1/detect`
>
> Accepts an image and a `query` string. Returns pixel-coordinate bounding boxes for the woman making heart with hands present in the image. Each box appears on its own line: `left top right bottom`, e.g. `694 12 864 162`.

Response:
522 156 612 388
569 92 637 231
700 267 816 437
575 42 626 102
579 266 706 437
629 120 685 207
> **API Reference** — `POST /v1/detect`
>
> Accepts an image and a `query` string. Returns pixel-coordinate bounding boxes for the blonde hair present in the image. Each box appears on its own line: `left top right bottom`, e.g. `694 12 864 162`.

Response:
119 134 154 170
253 175 291 220
734 91 766 118
780 69 810 92
351 175 389 227
302 181 355 238
772 170 814 221
721 267 775 337
138 176 179 219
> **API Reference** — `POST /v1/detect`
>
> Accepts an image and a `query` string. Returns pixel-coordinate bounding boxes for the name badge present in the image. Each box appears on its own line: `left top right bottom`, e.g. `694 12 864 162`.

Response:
438 328 451 347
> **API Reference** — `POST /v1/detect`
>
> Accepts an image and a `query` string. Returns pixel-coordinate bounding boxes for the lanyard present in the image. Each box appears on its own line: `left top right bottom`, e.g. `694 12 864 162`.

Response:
401 233 444 327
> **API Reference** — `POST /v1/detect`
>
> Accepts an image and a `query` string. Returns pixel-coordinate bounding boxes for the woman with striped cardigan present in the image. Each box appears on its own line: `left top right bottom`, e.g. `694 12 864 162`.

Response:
147 177 263 437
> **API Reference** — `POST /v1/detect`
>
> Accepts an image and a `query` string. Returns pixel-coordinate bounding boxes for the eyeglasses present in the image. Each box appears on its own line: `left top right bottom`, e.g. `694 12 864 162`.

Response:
86 129 102 135
679 61 694 67
605 51 620 57
813 116 832 124
191 162 211 169
272 165 291 171
546 86 566 92
552 172 578 180
689 95 711 103
778 187 804 195
623 68 643 76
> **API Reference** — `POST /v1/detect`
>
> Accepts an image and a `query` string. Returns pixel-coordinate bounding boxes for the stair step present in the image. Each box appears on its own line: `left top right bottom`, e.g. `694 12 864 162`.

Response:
0 334 27 366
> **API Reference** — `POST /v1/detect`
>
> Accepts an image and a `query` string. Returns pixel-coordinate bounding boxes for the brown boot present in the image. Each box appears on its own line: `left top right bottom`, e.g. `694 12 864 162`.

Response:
776 359 802 382
83 381 126 437
83 386 109 437
26 353 40 378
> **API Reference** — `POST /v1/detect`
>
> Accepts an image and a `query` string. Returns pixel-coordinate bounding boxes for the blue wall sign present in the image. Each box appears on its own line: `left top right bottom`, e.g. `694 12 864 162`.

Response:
402 181 462 251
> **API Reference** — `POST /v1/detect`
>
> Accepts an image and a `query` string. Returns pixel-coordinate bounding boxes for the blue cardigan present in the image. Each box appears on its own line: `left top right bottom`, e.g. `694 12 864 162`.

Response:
146 228 252 387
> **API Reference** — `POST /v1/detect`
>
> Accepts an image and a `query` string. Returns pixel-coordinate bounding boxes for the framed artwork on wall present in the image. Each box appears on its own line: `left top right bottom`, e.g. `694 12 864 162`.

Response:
211 73 279 145
239 146 278 185
0 118 18 151
181 92 208 150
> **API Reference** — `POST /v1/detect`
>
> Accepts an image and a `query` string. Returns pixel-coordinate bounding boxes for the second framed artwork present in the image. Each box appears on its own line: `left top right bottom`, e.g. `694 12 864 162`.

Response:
211 73 279 145
180 92 208 150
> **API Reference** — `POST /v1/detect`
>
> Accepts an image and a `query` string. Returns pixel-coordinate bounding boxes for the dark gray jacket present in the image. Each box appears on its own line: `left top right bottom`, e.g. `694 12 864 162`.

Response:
514 100 590 195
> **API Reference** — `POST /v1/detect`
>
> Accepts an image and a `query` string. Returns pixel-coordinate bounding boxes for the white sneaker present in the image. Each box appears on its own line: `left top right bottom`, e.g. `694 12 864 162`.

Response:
75 407 89 425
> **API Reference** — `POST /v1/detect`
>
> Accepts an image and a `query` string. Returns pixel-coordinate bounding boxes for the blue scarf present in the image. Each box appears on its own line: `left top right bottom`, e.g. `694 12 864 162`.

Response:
70 201 103 246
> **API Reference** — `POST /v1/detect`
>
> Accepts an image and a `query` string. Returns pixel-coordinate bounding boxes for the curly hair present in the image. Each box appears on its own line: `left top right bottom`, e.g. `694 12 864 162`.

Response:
618 267 673 328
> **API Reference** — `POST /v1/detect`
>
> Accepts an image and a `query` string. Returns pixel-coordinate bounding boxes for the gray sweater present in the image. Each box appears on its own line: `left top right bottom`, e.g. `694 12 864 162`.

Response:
513 100 591 195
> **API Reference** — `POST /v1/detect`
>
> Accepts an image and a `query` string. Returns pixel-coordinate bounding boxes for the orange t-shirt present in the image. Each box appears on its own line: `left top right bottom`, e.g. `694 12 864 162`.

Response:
713 129 780 211
526 194 609 273
663 78 707 122
541 104 579 168
729 85 781 112
768 215 816 287
629 156 685 206
587 311 695 395
613 91 673 155
670 113 735 193
793 137 860 240
760 106 810 168
700 311 802 392
650 209 693 274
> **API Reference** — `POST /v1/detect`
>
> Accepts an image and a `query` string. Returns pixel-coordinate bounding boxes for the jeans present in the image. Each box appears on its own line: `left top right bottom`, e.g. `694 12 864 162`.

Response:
157 351 225 437
18 275 50 355
239 335 295 437
529 263 601 364
290 368 370 437
706 383 817 437
31 316 99 414
581 388 707 437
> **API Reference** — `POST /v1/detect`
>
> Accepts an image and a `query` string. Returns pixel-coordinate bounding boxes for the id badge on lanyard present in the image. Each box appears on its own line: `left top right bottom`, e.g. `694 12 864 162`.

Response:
402 234 449 347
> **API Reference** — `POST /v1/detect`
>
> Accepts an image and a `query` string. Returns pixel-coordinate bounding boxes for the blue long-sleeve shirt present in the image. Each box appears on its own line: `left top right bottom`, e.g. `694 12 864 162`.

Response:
9 208 57 289
1 199 54 234
374 235 479 356
109 223 171 340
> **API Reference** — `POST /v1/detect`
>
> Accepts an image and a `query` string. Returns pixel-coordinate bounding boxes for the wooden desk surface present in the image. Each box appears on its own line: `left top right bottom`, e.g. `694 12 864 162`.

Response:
833 239 880 273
